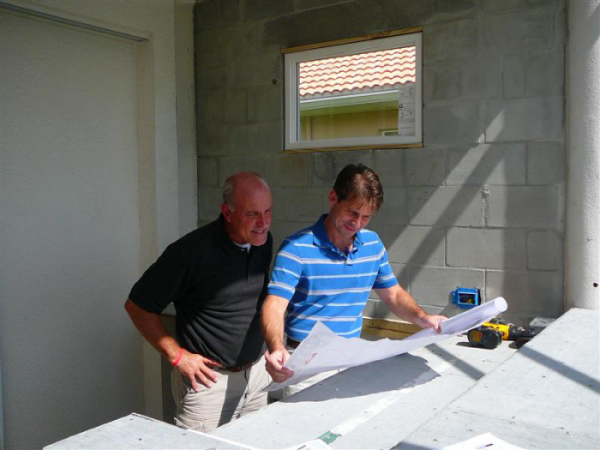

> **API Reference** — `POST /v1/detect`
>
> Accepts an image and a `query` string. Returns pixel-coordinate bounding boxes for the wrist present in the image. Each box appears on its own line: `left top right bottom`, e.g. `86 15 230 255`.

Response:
268 340 286 353
415 312 429 327
171 348 184 367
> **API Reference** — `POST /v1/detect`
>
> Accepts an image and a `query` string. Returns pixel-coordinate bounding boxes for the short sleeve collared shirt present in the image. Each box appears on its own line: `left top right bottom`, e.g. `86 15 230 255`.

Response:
267 214 397 341
129 216 272 367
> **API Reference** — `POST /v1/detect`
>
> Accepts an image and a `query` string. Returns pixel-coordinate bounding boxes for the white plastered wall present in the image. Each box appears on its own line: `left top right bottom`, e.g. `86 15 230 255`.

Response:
565 0 600 311
0 0 196 447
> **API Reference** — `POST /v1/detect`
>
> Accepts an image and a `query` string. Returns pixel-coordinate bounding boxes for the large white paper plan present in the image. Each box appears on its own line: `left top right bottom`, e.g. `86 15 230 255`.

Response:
266 297 508 391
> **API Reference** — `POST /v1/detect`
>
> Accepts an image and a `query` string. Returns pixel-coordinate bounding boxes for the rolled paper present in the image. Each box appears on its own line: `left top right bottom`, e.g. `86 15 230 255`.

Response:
438 297 508 336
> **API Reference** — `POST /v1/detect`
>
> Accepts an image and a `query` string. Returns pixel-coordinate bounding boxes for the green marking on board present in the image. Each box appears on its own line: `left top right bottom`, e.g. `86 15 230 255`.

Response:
319 431 341 444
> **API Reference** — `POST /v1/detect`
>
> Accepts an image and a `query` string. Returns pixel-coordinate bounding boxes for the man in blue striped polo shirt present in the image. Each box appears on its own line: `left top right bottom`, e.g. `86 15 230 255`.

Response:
262 164 446 395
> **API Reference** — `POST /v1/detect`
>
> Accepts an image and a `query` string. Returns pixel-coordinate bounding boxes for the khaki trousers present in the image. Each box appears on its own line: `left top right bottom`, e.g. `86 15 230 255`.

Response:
171 354 270 433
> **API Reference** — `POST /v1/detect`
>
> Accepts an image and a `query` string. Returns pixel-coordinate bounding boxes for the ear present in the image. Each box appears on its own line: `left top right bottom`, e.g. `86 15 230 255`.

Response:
328 190 338 208
221 203 232 222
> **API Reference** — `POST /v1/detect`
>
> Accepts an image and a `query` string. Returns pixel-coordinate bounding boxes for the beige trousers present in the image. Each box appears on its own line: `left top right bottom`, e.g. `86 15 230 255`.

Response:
171 354 270 433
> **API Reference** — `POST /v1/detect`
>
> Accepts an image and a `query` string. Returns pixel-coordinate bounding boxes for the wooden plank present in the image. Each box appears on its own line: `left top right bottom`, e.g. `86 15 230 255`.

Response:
362 318 421 340
283 143 423 154
282 27 424 54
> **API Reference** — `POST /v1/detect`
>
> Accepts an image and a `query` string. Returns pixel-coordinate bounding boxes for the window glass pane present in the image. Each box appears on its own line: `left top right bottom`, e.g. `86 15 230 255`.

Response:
297 46 416 141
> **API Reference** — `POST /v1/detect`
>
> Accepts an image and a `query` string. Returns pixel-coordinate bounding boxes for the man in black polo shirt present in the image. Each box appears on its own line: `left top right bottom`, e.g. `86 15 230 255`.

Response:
125 172 273 432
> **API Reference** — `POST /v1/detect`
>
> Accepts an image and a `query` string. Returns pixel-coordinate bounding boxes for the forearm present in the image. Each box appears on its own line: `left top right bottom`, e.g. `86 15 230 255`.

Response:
377 286 428 327
261 295 288 352
124 298 180 363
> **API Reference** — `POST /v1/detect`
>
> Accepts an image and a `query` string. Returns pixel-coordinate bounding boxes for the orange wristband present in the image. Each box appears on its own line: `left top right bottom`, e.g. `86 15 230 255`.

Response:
171 348 184 367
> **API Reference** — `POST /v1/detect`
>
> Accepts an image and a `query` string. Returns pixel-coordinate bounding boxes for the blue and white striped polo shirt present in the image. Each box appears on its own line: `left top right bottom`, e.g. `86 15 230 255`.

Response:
267 214 398 341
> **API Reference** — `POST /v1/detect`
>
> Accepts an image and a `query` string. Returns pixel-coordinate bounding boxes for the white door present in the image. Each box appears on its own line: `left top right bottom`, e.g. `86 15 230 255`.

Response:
0 9 143 448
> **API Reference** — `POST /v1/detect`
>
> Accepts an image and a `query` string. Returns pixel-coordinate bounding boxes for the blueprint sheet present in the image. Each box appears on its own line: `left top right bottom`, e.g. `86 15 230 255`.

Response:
267 297 508 391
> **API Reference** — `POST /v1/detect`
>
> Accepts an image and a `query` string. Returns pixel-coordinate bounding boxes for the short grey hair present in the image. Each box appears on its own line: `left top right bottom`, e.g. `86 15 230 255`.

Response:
222 172 268 210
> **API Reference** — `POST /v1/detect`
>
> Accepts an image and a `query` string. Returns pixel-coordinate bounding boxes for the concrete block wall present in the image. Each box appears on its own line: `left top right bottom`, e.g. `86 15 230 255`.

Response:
195 0 566 326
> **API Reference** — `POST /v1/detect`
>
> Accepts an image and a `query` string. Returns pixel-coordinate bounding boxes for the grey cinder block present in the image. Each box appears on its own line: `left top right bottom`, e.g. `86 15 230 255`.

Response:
197 124 227 156
425 59 501 103
409 186 485 227
370 187 408 226
371 150 405 188
217 0 241 26
406 147 445 186
483 6 557 54
195 31 220 67
411 266 485 309
482 0 529 14
445 143 526 186
264 154 311 187
447 227 527 270
486 186 559 228
243 0 295 21
424 102 482 145
429 0 479 23
378 225 445 266
526 52 564 97
218 155 267 184
502 54 526 98
423 19 479 63
226 124 258 156
485 97 564 142
311 151 374 187
485 270 563 321
527 230 561 271
197 90 224 125
257 120 284 155
217 25 246 60
198 157 218 186
198 62 228 96
527 142 565 185
198 187 223 222
223 90 247 125
282 188 327 221
247 84 283 123
231 53 282 89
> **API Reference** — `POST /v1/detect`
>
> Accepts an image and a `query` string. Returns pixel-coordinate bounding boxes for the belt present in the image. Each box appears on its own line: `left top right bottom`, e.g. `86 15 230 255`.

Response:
222 360 256 373
286 337 302 349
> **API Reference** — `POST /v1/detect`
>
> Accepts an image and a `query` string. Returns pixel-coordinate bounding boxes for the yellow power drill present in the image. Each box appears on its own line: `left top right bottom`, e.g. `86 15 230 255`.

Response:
468 318 539 349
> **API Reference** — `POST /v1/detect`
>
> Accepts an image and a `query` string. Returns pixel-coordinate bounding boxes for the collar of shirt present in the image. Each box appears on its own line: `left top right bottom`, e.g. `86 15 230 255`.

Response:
312 214 364 256
233 241 251 251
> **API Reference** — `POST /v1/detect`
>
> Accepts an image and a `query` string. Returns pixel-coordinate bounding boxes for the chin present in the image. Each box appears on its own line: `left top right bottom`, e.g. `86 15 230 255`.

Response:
249 234 268 246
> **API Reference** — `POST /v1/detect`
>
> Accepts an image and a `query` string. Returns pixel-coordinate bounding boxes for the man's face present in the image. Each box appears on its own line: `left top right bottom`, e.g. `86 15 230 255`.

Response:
327 191 374 242
222 185 272 246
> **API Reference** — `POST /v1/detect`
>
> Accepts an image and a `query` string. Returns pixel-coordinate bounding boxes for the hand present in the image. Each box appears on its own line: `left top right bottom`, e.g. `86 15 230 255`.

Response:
265 348 294 383
177 350 222 391
418 314 447 333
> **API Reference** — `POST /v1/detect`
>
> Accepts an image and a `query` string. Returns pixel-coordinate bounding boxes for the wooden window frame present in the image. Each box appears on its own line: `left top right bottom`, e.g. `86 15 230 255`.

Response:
283 27 423 153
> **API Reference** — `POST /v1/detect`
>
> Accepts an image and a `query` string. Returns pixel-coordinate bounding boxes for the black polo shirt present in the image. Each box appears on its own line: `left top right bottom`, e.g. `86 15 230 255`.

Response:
129 215 272 367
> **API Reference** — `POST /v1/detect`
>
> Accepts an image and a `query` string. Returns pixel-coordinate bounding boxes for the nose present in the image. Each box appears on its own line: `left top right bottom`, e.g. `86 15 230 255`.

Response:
256 213 266 228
